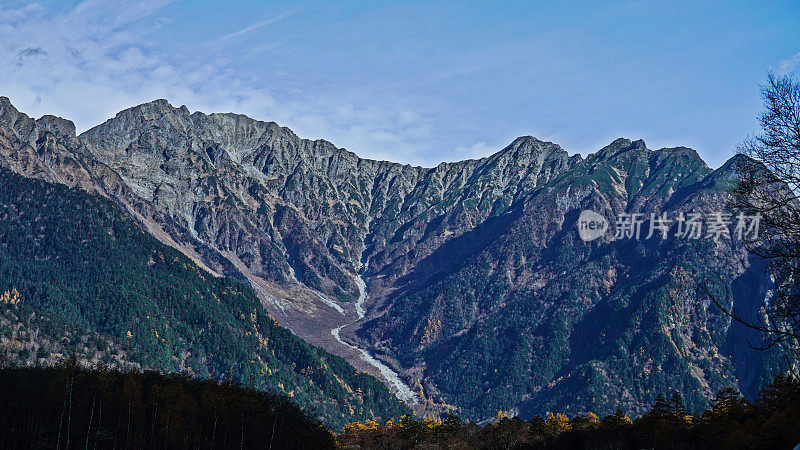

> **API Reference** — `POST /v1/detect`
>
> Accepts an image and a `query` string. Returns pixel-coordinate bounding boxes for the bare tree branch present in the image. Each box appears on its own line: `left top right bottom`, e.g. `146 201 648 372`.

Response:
712 73 800 362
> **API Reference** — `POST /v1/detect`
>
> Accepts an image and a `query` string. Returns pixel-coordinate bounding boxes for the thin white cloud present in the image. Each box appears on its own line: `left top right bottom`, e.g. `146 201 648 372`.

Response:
778 52 800 75
217 11 293 41
0 2 44 21
453 141 496 161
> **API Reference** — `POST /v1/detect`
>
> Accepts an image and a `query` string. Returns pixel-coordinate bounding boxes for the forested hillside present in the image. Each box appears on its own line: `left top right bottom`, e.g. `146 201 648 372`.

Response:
0 167 408 427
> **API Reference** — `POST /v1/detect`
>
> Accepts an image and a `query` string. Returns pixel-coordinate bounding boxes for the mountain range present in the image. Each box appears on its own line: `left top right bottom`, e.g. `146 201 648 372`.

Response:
0 97 786 422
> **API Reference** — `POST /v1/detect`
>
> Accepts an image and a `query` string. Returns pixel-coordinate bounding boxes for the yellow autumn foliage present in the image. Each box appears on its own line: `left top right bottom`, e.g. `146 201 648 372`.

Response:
0 288 22 305
495 410 511 422
423 417 439 429
546 412 571 434
343 419 381 434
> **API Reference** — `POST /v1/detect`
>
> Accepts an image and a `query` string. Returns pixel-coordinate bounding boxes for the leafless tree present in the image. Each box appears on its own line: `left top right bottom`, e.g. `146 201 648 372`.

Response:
715 72 800 365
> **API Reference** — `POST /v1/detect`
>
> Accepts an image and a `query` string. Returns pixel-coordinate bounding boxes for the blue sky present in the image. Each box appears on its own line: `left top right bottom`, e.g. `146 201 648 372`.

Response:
1 1 798 167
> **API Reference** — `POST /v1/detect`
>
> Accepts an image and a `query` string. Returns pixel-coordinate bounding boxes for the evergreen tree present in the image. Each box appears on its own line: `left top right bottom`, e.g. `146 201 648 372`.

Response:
668 390 689 425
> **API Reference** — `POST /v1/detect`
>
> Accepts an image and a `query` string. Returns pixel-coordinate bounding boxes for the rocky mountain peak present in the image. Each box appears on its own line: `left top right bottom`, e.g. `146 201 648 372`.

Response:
590 138 707 167
113 99 182 129
36 115 77 140
132 98 185 114
0 96 29 130
504 135 563 155
590 137 646 159
482 136 573 175
0 96 14 111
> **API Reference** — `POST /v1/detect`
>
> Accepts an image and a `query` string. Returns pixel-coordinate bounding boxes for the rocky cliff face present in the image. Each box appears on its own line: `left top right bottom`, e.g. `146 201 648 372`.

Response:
0 97 784 420
357 139 782 418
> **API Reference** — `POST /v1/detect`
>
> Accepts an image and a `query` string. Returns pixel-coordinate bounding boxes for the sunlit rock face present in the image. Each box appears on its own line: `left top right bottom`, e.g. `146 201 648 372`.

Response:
0 97 783 421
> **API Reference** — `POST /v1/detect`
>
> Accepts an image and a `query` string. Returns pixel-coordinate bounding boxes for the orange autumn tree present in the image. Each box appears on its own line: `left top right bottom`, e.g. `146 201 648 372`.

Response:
343 419 381 434
0 288 22 305
545 412 571 434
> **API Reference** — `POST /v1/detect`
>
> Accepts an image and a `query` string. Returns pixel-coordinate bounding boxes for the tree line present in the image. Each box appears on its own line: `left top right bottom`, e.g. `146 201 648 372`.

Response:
0 361 335 449
338 375 800 449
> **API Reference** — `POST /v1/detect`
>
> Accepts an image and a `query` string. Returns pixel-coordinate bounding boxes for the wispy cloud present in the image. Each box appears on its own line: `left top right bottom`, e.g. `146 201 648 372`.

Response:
453 141 496 161
0 1 441 165
217 11 293 41
778 52 800 75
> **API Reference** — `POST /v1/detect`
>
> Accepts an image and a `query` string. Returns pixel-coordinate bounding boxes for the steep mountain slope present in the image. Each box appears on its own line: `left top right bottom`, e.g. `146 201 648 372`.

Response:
0 167 408 427
0 97 786 421
359 140 784 418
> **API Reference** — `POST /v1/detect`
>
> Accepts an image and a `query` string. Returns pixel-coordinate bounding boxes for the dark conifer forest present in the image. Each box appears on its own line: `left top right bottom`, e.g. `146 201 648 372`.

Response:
0 364 798 449
0 364 335 449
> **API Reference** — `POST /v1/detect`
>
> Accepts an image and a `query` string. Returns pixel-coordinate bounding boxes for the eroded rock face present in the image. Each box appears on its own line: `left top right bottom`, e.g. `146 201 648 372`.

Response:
0 97 783 420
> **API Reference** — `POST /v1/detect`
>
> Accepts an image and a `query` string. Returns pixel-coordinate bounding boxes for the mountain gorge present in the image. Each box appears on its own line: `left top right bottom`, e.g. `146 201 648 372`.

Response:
0 97 785 422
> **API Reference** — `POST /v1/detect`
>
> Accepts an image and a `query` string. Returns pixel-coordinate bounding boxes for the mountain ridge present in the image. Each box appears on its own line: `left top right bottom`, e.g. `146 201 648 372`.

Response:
0 96 784 420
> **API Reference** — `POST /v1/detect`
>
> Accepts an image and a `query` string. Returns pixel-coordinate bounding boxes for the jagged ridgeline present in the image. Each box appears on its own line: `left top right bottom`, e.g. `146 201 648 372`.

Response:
0 96 789 422
0 168 408 427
